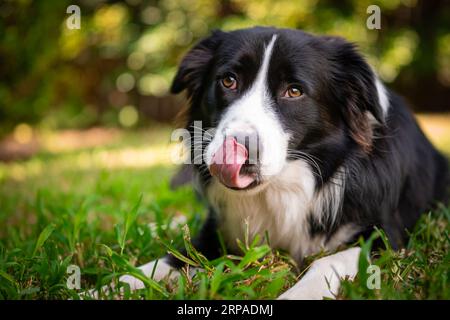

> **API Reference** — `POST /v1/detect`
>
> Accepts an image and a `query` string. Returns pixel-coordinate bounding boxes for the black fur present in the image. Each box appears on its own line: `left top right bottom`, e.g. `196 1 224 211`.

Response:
167 27 449 267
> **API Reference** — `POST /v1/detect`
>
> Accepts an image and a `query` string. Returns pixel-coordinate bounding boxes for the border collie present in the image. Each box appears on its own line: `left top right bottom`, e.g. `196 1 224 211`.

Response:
119 27 449 299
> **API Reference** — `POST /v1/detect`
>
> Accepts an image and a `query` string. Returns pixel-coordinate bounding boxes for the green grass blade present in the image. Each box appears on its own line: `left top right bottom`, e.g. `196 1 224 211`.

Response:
110 252 168 297
119 195 143 254
33 224 55 256
0 269 15 284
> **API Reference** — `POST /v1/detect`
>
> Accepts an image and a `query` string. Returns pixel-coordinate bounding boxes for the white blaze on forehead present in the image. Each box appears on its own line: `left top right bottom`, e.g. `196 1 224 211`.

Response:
206 34 289 178
250 34 278 97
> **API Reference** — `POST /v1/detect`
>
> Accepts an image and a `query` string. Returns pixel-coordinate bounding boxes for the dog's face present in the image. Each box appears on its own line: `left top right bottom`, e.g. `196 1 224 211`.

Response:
172 27 388 190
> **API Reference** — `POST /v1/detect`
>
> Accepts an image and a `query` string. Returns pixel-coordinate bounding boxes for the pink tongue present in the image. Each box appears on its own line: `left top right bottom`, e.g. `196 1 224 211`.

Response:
209 137 256 189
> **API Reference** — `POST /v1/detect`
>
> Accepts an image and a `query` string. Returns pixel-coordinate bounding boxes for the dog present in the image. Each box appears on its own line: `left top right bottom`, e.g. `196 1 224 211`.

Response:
118 27 449 299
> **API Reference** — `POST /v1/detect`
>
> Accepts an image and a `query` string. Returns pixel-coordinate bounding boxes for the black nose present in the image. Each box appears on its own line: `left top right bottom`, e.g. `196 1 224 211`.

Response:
231 130 260 165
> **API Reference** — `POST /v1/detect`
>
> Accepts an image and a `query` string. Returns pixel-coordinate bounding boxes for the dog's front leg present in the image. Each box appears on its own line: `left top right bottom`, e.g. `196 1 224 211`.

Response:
278 247 361 300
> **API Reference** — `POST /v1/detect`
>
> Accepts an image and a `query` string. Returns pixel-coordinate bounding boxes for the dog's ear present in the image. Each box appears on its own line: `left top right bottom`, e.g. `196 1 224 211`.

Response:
323 36 387 152
171 30 225 96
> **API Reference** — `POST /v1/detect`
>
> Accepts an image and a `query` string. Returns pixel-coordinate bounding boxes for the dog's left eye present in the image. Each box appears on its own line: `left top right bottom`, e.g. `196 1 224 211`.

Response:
283 86 303 98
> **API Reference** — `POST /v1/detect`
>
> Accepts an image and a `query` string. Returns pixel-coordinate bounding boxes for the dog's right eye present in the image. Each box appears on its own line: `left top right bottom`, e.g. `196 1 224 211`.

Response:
221 75 237 90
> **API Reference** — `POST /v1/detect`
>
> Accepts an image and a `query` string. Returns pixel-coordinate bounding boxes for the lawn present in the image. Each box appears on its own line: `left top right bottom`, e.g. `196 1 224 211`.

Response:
0 115 449 300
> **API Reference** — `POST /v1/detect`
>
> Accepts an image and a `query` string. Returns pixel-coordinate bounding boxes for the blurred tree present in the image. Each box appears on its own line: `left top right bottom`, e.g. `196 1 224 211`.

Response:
0 0 448 136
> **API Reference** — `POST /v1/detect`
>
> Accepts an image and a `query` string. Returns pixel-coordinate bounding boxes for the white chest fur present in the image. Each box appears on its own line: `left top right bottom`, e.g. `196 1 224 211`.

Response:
206 160 354 261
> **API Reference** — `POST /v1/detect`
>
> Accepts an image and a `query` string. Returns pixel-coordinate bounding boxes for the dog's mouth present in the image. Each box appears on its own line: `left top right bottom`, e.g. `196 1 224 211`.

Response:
208 137 260 190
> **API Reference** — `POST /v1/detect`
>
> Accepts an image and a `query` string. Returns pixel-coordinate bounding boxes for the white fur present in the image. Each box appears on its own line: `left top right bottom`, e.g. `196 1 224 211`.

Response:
205 34 290 178
375 76 390 117
206 160 356 262
278 247 361 299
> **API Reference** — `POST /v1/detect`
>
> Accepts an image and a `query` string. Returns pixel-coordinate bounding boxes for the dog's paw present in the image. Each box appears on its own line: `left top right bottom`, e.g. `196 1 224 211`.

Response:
277 284 329 300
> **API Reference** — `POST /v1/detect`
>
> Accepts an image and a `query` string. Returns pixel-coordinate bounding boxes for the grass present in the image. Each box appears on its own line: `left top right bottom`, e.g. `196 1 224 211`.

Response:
0 115 449 300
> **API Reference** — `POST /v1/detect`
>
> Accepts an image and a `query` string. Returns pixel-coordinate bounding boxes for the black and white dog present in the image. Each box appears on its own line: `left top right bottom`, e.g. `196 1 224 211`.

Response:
120 27 449 299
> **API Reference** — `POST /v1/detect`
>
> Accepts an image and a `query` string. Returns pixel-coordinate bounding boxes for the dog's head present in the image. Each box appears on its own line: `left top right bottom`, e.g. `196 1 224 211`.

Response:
172 27 389 190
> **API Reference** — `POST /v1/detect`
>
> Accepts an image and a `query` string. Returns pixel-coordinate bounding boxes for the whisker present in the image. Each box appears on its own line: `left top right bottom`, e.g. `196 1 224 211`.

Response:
286 152 324 185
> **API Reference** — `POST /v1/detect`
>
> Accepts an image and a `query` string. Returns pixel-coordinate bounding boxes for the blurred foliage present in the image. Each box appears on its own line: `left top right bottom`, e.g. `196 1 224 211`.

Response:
0 0 449 136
